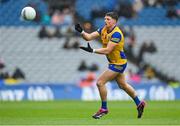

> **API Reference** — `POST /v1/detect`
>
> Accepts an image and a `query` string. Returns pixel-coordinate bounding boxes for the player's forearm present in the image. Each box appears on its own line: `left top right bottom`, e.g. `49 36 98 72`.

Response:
81 31 92 41
94 48 111 55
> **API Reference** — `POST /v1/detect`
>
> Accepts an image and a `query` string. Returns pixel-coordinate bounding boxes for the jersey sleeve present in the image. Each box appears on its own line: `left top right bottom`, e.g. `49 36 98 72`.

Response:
97 27 103 35
110 32 122 43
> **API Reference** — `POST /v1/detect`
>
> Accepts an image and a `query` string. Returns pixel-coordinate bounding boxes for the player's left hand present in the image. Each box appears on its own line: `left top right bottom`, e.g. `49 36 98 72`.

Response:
75 23 83 33
80 43 93 53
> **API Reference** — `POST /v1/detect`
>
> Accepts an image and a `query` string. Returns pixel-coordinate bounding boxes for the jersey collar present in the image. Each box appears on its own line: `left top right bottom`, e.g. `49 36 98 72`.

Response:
107 25 116 34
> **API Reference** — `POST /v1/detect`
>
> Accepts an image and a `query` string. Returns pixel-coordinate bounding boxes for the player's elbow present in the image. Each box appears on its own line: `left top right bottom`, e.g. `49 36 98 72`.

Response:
84 37 91 41
83 34 93 41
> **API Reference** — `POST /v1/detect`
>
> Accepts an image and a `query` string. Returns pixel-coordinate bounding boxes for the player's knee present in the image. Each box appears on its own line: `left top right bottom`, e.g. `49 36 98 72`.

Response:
96 80 105 87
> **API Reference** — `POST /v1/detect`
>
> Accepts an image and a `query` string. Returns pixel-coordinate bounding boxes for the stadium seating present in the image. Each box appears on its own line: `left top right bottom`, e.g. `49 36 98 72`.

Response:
0 27 104 83
0 26 141 83
1 26 179 83
133 26 180 81
93 7 180 27
75 0 117 20
0 0 180 83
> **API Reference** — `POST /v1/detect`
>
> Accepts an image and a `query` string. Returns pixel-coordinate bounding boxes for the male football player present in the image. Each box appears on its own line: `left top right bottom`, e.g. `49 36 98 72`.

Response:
75 12 146 119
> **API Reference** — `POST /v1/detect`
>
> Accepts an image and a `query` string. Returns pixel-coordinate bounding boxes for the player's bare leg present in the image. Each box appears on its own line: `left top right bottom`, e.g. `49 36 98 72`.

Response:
97 69 118 101
92 69 118 119
115 73 146 118
115 74 137 98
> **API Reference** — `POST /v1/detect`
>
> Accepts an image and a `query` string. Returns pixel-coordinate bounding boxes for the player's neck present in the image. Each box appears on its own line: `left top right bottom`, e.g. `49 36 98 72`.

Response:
107 24 116 33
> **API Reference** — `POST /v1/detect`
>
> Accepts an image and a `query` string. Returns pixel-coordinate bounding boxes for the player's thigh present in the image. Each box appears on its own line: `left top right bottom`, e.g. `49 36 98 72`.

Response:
97 69 118 84
115 73 126 86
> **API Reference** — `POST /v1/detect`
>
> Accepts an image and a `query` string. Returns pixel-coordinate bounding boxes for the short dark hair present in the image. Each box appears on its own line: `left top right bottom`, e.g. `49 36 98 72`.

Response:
105 12 118 21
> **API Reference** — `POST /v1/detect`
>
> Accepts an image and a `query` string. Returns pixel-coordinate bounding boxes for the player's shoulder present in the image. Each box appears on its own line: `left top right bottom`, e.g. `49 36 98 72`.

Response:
112 26 124 36
97 25 106 35
114 26 121 32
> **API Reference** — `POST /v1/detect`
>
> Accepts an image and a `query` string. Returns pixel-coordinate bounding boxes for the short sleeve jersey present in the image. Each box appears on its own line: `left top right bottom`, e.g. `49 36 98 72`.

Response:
97 26 127 65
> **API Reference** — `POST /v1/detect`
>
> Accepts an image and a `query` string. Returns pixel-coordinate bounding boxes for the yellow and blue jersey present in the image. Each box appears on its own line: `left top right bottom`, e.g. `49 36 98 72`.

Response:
97 26 127 65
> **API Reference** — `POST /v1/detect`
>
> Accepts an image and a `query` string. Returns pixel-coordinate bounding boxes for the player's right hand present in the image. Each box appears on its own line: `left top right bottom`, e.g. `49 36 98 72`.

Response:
75 23 83 33
80 43 93 53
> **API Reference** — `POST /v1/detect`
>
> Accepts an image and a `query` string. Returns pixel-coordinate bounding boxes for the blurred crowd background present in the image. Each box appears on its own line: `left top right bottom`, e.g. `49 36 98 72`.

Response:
0 0 180 87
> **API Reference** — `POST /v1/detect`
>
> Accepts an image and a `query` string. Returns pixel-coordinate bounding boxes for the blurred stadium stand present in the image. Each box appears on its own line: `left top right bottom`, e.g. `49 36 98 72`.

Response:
0 0 180 85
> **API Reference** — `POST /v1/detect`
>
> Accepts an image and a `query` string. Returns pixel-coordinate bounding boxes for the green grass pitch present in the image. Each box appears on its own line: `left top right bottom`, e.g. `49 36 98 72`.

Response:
0 101 180 126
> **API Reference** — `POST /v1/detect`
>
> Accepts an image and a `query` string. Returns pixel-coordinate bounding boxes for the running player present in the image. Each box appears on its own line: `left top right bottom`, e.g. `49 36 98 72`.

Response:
75 12 146 119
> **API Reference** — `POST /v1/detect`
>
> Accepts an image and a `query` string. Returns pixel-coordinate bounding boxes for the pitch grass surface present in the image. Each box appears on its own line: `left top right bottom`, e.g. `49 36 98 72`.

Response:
0 101 180 125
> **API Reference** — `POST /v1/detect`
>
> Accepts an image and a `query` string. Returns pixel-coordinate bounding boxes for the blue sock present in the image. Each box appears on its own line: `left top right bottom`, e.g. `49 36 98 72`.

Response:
101 101 107 109
133 96 141 106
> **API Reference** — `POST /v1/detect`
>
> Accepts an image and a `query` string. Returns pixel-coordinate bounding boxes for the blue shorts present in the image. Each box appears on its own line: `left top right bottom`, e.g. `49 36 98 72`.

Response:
108 63 127 73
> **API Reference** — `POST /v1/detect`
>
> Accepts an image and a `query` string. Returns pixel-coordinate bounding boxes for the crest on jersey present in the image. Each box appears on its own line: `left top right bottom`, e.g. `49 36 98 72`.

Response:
111 38 120 43
114 65 123 70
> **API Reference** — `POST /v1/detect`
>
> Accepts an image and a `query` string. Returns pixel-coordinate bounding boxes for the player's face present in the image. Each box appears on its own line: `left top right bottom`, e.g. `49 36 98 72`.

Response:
104 16 116 28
